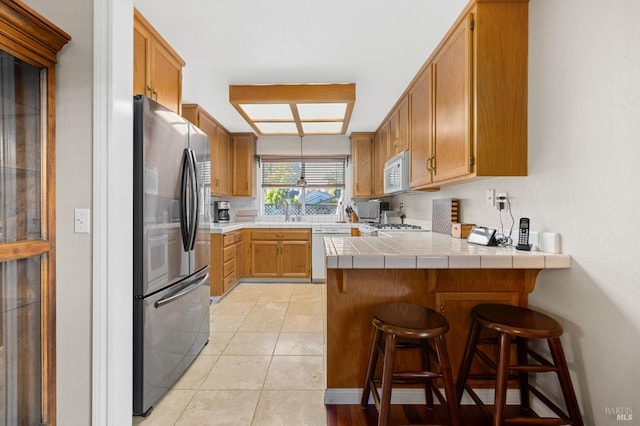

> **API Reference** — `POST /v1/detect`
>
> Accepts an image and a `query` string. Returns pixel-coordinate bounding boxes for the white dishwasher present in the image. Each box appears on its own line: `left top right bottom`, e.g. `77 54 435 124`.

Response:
312 228 351 282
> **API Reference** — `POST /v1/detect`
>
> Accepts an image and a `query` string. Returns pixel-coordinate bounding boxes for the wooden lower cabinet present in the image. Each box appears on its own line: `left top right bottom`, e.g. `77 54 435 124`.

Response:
326 268 538 389
249 229 311 278
211 230 243 296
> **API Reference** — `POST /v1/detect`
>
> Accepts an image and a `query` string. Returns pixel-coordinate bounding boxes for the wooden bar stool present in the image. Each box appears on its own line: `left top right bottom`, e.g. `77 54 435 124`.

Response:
361 303 461 426
456 303 584 425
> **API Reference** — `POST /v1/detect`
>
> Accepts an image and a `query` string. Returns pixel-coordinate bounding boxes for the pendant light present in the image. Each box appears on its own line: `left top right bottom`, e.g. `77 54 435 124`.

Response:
296 135 308 186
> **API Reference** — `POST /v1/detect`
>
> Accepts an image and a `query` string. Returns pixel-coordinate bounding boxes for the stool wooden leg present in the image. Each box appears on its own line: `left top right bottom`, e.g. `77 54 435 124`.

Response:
420 339 435 409
433 335 462 426
494 332 511 426
456 319 482 403
515 336 531 412
548 337 584 426
361 327 383 409
378 332 397 426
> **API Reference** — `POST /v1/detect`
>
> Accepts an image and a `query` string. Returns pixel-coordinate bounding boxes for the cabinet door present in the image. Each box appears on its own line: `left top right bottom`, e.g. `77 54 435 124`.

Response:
214 128 231 196
280 240 310 278
435 291 519 382
232 134 257 197
373 130 386 197
151 40 183 114
133 23 151 98
250 241 280 277
389 96 409 156
432 15 472 183
350 133 374 198
409 67 433 188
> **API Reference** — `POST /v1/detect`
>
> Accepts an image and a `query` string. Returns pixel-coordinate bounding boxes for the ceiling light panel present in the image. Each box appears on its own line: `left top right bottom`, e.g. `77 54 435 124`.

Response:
239 103 293 120
297 103 347 120
254 122 299 134
229 83 355 136
301 122 344 134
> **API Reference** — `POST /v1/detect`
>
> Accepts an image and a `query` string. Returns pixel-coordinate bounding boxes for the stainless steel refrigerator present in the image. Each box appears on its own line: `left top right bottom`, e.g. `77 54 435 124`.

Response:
132 95 211 416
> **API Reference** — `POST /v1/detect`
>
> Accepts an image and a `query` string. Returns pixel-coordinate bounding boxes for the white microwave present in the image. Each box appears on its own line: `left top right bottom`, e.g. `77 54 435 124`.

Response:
383 151 410 194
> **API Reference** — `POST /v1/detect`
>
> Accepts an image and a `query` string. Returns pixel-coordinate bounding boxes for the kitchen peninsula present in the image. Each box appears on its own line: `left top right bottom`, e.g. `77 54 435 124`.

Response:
323 232 570 403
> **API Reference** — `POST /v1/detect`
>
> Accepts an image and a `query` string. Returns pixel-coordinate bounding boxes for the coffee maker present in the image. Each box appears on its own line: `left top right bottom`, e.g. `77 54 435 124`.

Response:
213 201 230 223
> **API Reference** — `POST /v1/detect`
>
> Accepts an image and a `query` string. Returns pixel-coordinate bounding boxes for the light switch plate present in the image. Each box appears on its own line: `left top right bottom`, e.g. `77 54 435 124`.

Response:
74 208 91 234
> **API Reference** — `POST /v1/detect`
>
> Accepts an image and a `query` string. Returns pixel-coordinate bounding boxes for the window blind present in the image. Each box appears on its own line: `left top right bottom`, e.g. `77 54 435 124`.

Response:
262 157 346 188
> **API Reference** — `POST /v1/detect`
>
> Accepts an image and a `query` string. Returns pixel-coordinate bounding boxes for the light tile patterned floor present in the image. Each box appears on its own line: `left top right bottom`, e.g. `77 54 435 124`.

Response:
133 283 327 426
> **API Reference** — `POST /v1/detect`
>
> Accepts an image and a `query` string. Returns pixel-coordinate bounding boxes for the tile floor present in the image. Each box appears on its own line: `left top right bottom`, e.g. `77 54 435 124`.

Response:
133 282 328 426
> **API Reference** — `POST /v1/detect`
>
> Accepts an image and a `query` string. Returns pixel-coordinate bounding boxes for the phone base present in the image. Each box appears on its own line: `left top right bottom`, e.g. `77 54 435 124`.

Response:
516 244 532 251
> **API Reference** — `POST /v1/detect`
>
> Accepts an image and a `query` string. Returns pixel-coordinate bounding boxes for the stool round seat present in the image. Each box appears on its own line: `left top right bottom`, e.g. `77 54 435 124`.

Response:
373 303 449 339
471 303 563 339
362 303 461 426
457 303 583 426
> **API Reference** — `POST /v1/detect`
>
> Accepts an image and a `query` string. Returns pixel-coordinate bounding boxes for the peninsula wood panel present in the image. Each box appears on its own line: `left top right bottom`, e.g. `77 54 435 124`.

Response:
325 267 540 389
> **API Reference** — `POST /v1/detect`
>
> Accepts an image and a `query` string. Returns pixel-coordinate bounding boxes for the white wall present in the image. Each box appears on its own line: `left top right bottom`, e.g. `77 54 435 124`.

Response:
395 0 640 422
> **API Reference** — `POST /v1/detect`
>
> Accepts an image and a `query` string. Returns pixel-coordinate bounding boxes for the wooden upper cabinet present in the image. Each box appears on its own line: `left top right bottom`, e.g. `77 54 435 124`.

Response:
232 133 257 197
409 67 434 188
182 104 234 197
391 0 528 191
431 14 473 183
389 96 409 156
216 128 231 196
373 122 391 197
350 132 375 198
134 8 185 114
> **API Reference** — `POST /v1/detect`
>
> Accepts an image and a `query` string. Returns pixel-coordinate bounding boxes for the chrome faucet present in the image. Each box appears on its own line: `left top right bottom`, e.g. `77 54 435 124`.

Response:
275 198 289 222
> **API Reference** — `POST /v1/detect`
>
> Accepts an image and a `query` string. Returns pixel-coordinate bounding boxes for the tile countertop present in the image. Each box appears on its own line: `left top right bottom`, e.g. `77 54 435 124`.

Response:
208 221 359 234
324 232 571 270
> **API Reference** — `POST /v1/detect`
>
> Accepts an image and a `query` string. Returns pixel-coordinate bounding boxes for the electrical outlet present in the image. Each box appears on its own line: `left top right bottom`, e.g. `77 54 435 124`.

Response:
486 189 495 207
496 192 508 210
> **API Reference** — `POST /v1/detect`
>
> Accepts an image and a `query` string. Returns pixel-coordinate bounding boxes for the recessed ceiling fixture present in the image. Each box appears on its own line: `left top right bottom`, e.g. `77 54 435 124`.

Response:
229 83 355 136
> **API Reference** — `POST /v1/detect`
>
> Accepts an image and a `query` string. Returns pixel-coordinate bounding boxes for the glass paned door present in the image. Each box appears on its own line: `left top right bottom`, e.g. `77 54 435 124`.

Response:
0 52 42 243
0 52 45 424
0 257 42 424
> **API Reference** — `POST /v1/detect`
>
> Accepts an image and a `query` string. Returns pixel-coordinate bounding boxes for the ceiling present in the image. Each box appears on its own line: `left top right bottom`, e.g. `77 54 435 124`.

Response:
133 0 468 135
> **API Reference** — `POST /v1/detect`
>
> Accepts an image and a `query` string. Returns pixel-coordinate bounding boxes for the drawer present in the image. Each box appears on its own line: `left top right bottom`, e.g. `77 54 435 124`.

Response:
223 259 234 277
223 245 235 263
251 229 310 241
223 275 236 293
234 232 243 243
223 233 235 247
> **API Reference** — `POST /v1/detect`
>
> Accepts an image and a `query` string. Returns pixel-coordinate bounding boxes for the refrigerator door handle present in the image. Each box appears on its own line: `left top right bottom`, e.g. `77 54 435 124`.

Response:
153 273 209 309
187 148 199 251
179 148 191 251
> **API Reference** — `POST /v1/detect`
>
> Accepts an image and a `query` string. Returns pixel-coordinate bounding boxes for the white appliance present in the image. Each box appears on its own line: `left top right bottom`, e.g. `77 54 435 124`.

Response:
383 150 410 194
312 228 351 282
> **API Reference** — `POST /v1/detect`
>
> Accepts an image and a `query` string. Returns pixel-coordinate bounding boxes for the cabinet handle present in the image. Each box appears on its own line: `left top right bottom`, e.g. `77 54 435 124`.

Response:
426 157 431 171
440 304 445 316
430 155 436 173
275 233 284 238
151 88 158 101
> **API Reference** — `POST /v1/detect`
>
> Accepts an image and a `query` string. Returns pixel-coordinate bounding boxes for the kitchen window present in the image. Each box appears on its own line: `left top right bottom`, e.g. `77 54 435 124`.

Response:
261 157 345 217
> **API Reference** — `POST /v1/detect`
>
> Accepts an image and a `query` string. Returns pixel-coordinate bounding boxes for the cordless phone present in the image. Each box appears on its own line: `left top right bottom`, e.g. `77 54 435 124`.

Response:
516 217 531 251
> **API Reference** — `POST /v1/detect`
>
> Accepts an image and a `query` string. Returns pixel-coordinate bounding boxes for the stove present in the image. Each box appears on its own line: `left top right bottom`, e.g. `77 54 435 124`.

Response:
367 223 423 230
359 222 426 236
